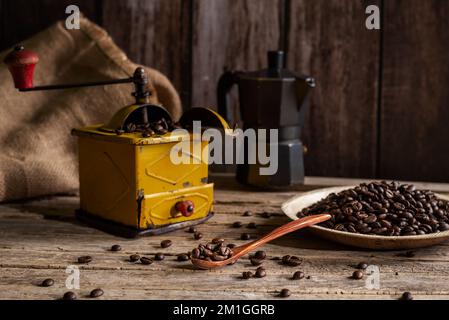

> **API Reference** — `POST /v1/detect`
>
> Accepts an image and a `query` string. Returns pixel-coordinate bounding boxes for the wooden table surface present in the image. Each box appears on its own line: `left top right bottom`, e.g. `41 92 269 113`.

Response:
1 177 449 300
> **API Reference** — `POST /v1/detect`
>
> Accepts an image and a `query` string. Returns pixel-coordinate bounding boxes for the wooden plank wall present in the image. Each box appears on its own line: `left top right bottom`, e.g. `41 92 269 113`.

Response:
0 0 448 182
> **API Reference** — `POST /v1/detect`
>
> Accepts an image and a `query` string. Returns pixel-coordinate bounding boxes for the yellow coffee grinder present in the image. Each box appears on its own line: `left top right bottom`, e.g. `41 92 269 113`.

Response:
4 45 231 237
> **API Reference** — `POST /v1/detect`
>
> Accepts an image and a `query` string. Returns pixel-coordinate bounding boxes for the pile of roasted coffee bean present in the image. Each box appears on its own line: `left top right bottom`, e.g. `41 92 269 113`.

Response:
297 181 449 236
191 238 233 261
115 118 181 137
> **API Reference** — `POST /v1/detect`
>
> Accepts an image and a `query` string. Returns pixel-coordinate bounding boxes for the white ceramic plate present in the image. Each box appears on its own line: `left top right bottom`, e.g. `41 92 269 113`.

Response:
281 186 449 250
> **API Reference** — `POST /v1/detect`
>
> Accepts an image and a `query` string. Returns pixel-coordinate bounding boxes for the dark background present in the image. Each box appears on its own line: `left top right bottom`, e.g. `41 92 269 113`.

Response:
1 0 448 182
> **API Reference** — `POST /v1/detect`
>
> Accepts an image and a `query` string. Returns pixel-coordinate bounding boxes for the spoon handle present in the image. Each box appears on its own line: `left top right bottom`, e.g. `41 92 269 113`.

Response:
235 214 331 256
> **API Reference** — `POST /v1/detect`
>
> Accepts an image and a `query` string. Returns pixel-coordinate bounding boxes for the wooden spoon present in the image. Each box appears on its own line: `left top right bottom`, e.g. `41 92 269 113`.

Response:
190 213 331 269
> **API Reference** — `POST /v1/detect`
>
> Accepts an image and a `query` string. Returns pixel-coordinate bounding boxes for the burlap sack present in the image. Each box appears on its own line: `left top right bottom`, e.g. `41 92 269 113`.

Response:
0 16 182 202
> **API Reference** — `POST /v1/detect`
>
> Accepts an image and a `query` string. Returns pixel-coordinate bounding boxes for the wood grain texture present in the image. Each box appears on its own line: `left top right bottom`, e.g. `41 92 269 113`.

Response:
191 0 283 112
0 0 99 51
380 0 449 182
286 0 380 178
101 0 192 109
1 181 449 300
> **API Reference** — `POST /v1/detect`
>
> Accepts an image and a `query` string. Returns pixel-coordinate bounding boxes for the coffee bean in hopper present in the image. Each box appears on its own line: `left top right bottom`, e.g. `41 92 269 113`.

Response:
77 256 92 264
90 288 104 298
161 240 172 248
292 271 305 280
41 278 54 287
62 291 77 300
279 288 291 298
110 244 122 252
155 253 165 261
129 254 140 262
352 270 364 279
140 257 154 265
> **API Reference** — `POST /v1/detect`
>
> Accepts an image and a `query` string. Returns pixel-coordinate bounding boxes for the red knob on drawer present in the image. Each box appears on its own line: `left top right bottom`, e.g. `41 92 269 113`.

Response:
175 200 194 217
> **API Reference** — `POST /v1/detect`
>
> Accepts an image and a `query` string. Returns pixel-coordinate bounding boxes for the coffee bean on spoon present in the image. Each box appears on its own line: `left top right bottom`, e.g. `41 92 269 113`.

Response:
161 240 172 248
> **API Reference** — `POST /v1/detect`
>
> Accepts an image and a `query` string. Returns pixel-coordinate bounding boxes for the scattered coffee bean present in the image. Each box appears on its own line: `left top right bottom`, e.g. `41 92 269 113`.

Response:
232 221 243 228
188 226 197 233
62 291 77 300
154 253 165 261
261 212 271 218
357 262 368 270
243 211 253 216
352 270 364 279
250 258 263 266
306 276 311 279
110 244 121 252
129 254 140 262
242 271 252 279
281 255 302 267
140 257 154 265
401 291 413 300
240 233 251 240
279 288 291 298
41 278 54 287
254 250 266 260
255 267 266 278
177 254 190 261
194 232 203 240
161 240 172 248
292 271 305 280
90 288 104 298
298 181 449 236
77 256 92 264
247 222 257 229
